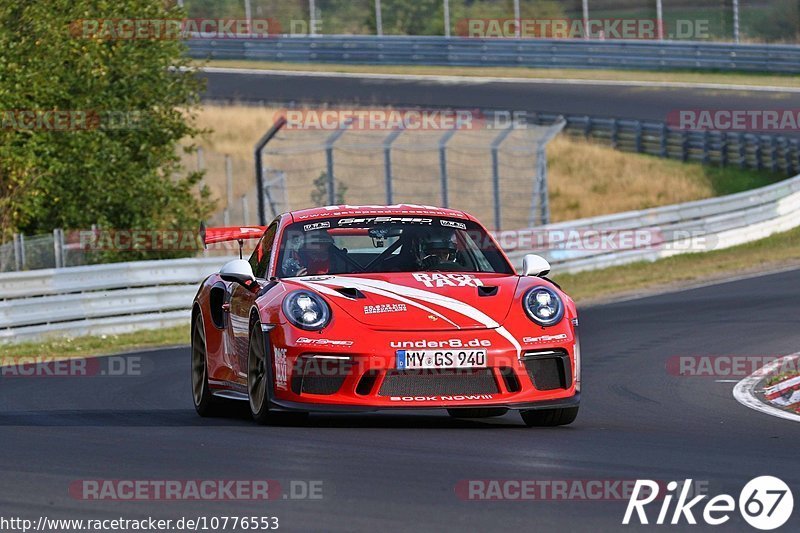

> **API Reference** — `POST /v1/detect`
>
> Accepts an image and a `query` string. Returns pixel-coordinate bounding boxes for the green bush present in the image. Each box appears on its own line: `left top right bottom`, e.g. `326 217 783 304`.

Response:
0 0 214 261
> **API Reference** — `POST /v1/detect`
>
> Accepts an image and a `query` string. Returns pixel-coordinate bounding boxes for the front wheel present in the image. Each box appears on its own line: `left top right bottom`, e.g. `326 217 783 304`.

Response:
520 406 578 427
191 312 218 416
248 323 308 426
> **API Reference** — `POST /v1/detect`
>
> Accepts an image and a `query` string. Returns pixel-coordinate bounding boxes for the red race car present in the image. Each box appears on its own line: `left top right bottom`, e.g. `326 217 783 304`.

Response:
192 205 580 426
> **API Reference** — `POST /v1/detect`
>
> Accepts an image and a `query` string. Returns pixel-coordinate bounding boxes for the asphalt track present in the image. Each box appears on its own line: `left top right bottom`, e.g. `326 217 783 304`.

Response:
200 69 800 131
2 268 799 532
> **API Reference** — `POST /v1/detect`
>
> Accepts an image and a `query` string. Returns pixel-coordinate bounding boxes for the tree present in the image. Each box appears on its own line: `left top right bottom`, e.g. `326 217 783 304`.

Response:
310 172 347 206
747 0 799 43
0 0 214 261
364 0 444 35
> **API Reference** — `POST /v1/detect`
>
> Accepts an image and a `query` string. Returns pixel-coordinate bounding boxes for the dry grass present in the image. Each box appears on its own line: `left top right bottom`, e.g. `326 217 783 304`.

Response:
186 105 722 227
547 136 714 220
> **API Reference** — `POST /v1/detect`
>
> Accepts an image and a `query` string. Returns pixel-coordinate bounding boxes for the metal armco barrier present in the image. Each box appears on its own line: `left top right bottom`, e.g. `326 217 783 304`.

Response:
532 113 800 176
0 257 230 343
187 36 800 74
503 172 800 272
2 171 800 344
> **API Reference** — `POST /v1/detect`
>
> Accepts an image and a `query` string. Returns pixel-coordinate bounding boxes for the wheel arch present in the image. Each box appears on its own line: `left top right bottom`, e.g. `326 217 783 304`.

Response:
191 302 203 339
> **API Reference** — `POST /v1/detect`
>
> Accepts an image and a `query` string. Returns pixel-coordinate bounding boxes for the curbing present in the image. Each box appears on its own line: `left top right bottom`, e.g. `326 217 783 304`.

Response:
733 354 800 423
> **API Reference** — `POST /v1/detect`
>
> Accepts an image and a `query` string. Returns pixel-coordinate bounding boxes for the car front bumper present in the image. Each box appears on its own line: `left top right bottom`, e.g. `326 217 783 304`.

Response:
268 327 581 411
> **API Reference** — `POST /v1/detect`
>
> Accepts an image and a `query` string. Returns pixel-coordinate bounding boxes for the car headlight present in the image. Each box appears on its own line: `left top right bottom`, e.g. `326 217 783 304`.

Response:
523 286 564 327
282 290 331 330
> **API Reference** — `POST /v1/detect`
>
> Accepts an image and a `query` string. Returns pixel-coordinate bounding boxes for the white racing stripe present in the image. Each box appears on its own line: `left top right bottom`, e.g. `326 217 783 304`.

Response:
297 276 522 357
292 278 460 329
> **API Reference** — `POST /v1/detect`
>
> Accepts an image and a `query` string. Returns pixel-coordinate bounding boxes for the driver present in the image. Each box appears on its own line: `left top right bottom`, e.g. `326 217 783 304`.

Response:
418 229 459 270
293 230 340 276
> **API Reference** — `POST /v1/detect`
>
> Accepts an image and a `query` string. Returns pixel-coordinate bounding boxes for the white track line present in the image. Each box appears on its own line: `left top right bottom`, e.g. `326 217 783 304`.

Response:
200 66 800 93
733 353 800 422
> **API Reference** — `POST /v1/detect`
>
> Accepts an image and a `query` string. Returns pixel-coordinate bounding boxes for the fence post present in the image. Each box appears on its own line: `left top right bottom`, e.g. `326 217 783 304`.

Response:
738 133 746 169
244 0 252 30
254 117 287 224
769 136 778 173
702 131 710 164
324 120 352 205
611 119 619 149
530 118 566 227
241 195 250 226
53 228 64 269
781 138 789 176
224 155 234 225
634 121 643 153
490 124 515 231
583 115 591 138
13 233 21 271
754 135 763 171
720 132 729 166
660 123 668 157
681 131 689 162
438 128 457 207
195 147 206 198
383 127 405 205
196 147 205 172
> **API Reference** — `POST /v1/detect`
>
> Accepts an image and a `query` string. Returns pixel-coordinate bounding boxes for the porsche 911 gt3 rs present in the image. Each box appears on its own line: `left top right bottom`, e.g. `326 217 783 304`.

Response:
192 204 580 426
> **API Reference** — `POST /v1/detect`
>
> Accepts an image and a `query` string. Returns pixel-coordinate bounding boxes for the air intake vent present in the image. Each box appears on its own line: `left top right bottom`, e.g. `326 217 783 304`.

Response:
356 370 379 395
499 367 521 392
334 287 366 299
522 351 571 391
291 356 350 395
378 368 499 397
477 286 498 297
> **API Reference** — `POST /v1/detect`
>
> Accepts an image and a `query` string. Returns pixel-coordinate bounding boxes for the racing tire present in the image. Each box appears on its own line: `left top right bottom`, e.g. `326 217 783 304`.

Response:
248 323 308 426
191 312 221 417
447 408 508 419
520 406 579 427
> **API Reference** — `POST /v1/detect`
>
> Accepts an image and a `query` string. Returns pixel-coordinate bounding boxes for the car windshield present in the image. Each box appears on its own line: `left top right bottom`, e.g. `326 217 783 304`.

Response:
277 216 514 277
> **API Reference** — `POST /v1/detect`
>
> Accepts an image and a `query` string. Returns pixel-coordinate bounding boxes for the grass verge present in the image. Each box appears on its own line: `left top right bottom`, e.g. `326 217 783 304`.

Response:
202 60 800 89
0 325 188 361
764 371 800 388
4 225 800 360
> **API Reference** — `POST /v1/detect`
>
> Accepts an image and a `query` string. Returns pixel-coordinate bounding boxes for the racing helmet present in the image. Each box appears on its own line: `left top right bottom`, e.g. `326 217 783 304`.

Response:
302 230 334 255
420 229 458 263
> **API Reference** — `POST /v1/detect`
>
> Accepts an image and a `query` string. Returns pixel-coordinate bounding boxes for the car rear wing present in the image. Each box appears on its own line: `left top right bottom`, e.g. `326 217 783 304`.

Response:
200 224 266 258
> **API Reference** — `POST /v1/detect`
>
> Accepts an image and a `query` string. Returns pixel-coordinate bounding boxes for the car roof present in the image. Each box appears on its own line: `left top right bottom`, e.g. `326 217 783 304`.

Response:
289 204 474 222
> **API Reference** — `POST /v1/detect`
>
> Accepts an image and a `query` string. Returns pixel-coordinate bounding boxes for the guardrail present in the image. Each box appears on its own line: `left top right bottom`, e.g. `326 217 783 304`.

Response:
187 36 800 74
532 113 800 176
0 257 230 343
2 171 799 343
503 171 800 272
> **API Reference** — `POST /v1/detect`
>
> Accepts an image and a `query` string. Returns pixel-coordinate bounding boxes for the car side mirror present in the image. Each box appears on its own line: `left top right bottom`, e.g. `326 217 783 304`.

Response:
219 259 256 287
521 254 551 277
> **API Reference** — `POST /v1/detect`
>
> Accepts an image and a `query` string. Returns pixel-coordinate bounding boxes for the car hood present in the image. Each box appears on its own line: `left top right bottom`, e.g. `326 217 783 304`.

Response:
286 272 521 331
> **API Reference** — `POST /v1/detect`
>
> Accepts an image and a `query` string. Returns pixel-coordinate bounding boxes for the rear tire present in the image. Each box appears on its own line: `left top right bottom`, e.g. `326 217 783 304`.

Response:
520 406 578 427
248 322 308 426
447 408 508 419
191 312 218 417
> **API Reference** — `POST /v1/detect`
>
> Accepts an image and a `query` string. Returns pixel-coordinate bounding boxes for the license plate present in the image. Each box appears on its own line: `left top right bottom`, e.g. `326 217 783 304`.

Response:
396 349 487 370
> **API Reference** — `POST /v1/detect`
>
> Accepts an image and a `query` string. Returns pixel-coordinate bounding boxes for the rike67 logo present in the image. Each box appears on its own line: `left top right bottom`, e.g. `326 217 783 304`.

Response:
623 477 793 530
